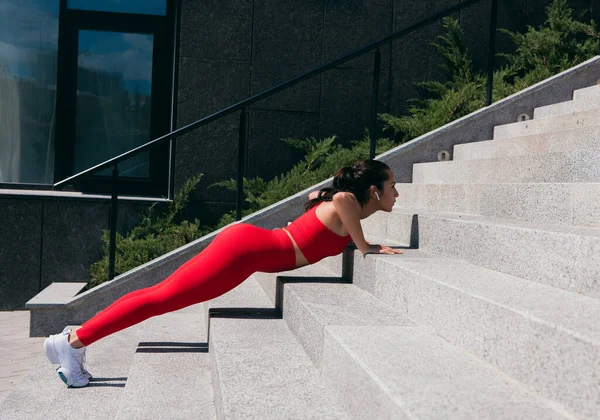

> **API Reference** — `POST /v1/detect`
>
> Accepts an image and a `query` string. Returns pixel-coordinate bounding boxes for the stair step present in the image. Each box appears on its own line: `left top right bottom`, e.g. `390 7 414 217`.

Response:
0 357 65 420
350 248 600 419
282 283 414 367
47 326 146 419
115 305 216 420
453 125 600 161
534 92 600 118
211 318 349 420
0 322 145 420
252 262 338 305
381 209 600 297
572 83 600 101
394 183 600 227
279 280 573 419
493 108 600 140
206 278 349 420
322 325 571 419
413 148 600 184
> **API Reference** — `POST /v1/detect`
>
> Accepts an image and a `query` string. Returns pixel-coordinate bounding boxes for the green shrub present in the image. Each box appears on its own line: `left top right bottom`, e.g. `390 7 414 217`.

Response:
380 0 599 141
210 133 399 225
87 175 209 289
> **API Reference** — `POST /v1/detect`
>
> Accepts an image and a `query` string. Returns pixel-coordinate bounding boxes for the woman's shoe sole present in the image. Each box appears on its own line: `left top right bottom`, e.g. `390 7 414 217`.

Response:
57 367 89 388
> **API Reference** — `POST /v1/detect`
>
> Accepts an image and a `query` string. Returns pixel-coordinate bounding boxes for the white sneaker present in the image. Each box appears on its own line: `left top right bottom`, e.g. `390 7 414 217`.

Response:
44 329 92 380
44 330 89 388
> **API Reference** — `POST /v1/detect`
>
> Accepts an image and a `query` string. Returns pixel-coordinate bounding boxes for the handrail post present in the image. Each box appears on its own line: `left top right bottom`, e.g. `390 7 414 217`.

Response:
370 48 382 159
236 108 247 221
486 0 498 106
108 164 119 280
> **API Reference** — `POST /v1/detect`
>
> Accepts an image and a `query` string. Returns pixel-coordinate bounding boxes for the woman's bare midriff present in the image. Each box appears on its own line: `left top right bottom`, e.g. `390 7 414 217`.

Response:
275 202 349 269
281 228 310 269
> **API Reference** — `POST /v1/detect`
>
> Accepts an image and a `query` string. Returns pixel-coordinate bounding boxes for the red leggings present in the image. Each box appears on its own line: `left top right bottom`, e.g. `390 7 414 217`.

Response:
76 224 296 346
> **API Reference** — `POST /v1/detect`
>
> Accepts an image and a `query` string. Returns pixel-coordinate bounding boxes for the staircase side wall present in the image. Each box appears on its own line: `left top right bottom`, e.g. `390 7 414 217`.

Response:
0 193 160 310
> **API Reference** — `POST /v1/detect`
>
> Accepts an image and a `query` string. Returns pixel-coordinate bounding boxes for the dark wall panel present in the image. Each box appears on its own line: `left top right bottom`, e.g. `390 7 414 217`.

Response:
179 0 253 60
178 58 251 119
322 0 393 70
174 58 251 204
41 201 108 289
175 110 240 202
320 68 390 144
0 199 42 310
246 110 320 179
251 0 324 111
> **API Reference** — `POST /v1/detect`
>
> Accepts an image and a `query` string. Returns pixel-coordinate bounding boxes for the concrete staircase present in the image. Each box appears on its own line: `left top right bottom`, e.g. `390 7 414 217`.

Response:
2 82 600 419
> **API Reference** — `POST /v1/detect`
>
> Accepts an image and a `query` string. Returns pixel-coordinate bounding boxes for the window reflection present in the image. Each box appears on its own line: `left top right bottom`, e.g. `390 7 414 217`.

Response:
74 31 153 178
0 0 58 184
68 0 166 16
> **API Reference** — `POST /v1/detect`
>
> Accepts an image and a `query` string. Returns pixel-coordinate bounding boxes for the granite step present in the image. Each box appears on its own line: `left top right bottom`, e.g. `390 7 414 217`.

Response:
534 84 600 118
211 317 350 420
205 278 349 420
534 102 600 119
412 148 600 184
0 321 146 420
493 108 600 140
114 304 216 420
394 183 600 227
350 248 600 419
322 326 573 420
281 282 414 368
0 357 65 420
453 125 600 161
572 83 600 101
278 280 573 419
366 209 600 298
252 261 341 306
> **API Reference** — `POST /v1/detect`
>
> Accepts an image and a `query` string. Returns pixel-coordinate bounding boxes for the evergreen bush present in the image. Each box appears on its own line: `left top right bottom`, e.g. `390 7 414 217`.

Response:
379 0 599 141
87 175 209 289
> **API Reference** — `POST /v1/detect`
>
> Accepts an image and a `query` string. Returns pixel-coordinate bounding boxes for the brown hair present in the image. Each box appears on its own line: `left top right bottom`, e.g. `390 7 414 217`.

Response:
304 159 392 211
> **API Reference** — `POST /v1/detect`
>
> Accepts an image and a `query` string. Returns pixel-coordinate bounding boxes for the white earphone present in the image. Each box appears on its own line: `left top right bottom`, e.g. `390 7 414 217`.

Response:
375 192 380 201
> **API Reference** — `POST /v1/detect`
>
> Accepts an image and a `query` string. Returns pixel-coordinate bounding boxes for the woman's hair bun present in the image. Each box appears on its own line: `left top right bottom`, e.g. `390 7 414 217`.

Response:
304 159 391 211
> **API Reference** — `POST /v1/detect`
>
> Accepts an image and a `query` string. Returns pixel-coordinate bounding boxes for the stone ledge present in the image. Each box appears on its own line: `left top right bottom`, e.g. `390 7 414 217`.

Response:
0 189 170 203
26 283 87 308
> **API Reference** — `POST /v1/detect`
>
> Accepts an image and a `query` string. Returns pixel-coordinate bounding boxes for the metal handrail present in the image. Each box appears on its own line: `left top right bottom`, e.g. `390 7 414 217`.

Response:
54 0 491 189
56 0 497 279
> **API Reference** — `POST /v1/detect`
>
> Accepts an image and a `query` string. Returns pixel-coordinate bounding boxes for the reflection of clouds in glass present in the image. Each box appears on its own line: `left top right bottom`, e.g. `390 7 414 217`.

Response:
0 2 58 62
0 2 58 82
0 0 57 16
0 41 28 63
122 33 153 51
78 33 153 83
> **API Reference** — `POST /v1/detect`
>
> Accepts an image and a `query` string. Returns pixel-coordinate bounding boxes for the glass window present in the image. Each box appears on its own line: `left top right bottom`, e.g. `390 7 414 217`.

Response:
0 0 59 184
73 30 153 178
68 0 166 16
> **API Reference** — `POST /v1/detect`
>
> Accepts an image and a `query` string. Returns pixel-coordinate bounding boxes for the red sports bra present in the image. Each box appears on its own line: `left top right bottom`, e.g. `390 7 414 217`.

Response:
285 202 352 264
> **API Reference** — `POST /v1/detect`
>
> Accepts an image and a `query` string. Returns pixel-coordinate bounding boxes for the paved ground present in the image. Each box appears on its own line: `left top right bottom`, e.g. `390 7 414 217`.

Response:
0 311 45 406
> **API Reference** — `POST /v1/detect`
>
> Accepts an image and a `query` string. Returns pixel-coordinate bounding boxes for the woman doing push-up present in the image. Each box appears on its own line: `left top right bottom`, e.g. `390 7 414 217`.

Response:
44 159 402 387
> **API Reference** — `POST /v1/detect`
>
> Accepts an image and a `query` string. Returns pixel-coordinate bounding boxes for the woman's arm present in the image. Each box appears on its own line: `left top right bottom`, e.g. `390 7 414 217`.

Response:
332 192 403 256
308 190 319 200
332 192 371 254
